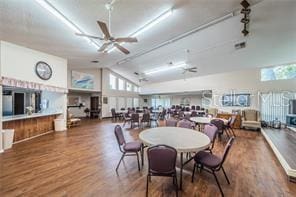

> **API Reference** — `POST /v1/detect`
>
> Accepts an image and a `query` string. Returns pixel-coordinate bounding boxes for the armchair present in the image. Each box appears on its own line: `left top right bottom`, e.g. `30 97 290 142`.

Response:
241 109 261 130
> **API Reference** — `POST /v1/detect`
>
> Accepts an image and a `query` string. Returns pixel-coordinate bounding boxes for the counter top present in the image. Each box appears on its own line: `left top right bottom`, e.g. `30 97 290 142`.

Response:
2 111 63 122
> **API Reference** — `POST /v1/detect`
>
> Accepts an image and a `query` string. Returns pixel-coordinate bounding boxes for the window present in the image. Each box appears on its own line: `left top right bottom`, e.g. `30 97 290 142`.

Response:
126 97 133 108
261 92 296 122
261 63 296 81
151 97 171 108
126 82 132 91
134 86 138 92
109 97 117 112
118 78 125 91
117 97 125 109
109 74 117 90
133 98 139 107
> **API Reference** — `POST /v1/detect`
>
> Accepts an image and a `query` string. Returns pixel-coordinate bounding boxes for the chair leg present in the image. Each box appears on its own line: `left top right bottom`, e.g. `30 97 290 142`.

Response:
231 127 236 137
222 166 230 184
141 146 144 166
136 152 140 171
146 175 149 197
191 164 196 182
212 171 224 197
174 175 178 197
116 153 125 172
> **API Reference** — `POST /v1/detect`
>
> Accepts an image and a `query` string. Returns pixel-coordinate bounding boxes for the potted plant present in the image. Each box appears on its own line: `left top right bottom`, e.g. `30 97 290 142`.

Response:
84 108 90 118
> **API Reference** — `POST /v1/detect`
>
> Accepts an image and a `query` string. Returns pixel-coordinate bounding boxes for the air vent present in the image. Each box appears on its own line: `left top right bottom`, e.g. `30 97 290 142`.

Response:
91 60 99 63
234 42 246 50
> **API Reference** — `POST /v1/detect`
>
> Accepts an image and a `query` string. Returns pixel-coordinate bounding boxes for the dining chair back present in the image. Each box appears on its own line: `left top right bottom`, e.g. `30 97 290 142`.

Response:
166 118 178 127
204 124 218 152
146 144 178 196
210 119 224 133
191 111 198 117
114 125 126 147
178 119 193 129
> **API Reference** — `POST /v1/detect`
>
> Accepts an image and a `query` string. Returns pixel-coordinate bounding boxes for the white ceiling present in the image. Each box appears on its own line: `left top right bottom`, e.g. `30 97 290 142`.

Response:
1 0 295 85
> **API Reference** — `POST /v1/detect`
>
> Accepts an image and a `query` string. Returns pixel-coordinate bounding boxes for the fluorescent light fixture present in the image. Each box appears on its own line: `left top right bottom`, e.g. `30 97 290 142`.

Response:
145 62 186 75
34 0 101 49
131 9 173 37
107 8 173 53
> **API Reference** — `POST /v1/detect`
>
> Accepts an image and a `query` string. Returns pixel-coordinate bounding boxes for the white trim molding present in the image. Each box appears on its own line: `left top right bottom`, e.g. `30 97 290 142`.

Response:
261 128 296 179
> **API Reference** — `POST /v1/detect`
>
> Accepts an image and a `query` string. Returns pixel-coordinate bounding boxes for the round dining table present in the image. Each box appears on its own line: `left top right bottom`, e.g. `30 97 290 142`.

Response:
139 127 210 190
190 117 229 131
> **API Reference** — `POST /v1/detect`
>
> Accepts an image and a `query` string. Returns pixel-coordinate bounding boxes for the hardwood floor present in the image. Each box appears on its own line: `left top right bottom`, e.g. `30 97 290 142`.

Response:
0 119 295 197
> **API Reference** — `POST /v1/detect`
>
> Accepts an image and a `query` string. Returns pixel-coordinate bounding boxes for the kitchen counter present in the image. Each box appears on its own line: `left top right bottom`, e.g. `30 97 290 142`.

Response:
2 111 63 122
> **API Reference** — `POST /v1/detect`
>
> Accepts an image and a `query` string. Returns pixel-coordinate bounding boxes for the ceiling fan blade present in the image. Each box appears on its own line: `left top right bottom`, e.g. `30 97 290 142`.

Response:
98 43 110 52
189 67 197 70
115 37 138 43
114 43 130 54
189 70 197 73
75 33 104 40
97 21 111 40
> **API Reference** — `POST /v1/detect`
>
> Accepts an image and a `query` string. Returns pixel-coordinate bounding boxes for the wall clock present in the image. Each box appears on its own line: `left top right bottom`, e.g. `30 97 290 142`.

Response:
35 61 52 80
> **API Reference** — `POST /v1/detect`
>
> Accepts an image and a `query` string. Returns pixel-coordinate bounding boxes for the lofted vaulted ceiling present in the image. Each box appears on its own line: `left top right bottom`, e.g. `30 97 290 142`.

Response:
1 0 295 84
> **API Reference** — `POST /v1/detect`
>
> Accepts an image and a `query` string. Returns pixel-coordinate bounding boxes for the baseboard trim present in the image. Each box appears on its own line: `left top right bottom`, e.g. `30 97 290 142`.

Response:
13 130 55 145
0 149 4 154
261 128 296 179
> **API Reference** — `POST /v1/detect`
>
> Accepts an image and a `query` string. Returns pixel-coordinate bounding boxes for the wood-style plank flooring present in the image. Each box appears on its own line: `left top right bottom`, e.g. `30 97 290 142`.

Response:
0 119 296 197
263 128 296 169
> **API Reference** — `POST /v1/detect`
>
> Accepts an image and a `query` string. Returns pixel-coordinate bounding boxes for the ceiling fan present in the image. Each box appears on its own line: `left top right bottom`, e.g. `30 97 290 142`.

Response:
76 1 138 54
182 49 197 74
134 72 148 82
182 66 197 74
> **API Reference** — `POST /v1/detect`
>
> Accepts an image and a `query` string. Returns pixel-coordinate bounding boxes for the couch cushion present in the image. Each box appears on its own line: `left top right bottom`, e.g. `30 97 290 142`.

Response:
245 110 257 121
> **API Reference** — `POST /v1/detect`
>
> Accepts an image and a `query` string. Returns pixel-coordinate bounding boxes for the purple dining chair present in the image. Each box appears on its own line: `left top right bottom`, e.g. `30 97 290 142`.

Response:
146 145 178 197
131 113 140 128
225 115 236 137
192 137 235 197
122 113 131 127
210 119 226 140
204 124 218 153
166 118 178 127
141 113 151 128
114 125 143 172
178 119 194 129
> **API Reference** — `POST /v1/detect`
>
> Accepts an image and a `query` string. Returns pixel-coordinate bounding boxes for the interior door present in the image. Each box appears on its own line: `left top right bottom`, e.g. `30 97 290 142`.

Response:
14 93 25 115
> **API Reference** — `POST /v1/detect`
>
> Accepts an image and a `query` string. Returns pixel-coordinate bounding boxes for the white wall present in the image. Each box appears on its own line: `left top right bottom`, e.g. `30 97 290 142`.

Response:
141 68 296 112
171 95 202 106
1 41 67 88
0 41 68 152
67 92 91 117
68 68 101 92
102 68 139 117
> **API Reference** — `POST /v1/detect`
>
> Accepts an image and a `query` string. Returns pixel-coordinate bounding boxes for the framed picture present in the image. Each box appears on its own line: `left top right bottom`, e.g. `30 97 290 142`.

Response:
222 94 250 107
72 71 94 89
68 96 80 106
